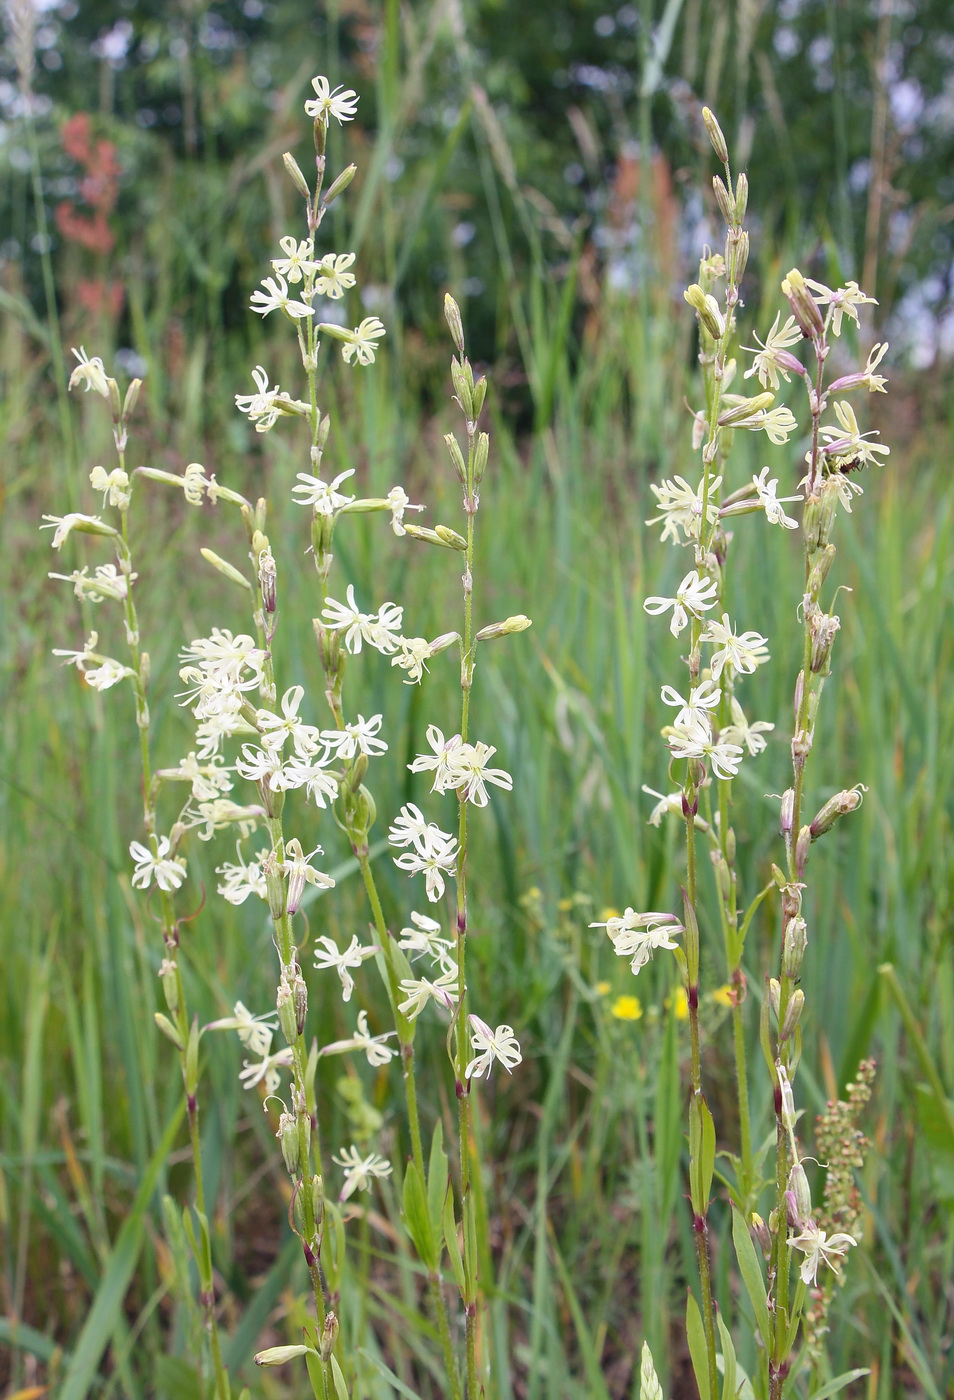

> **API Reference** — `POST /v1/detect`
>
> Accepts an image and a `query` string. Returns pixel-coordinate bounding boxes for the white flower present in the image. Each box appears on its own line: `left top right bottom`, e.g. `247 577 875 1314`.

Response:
445 740 513 807
305 76 359 126
183 463 207 504
315 252 357 298
803 278 876 337
249 274 314 320
235 365 307 433
408 725 464 792
271 236 315 284
205 1000 277 1057
322 1009 397 1067
819 400 889 470
660 680 721 729
465 1016 522 1079
333 1146 392 1202
743 313 804 391
668 717 744 780
702 613 770 680
257 685 323 757
393 837 459 902
753 466 800 529
388 802 439 850
643 570 720 638
184 798 263 842
239 1045 294 1096
282 837 335 914
340 317 386 366
646 474 721 544
313 934 377 1002
386 484 424 536
235 744 290 792
158 752 234 801
589 908 683 975
180 629 266 689
89 465 131 509
789 1222 857 1286
291 468 356 514
397 911 456 975
641 784 684 827
41 512 111 549
68 346 110 396
397 969 459 1020
282 756 338 808
720 697 775 756
321 714 387 760
48 563 131 603
84 658 135 691
216 847 269 905
322 585 377 653
391 636 431 684
129 836 187 892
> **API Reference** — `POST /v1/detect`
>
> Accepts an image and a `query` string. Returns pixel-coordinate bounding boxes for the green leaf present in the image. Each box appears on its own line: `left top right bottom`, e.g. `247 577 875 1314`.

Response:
686 1292 711 1400
717 1314 737 1400
689 1094 716 1215
330 1355 350 1400
58 1102 185 1400
401 1158 435 1268
808 1369 871 1399
427 1120 449 1239
443 1192 465 1293
731 1207 771 1354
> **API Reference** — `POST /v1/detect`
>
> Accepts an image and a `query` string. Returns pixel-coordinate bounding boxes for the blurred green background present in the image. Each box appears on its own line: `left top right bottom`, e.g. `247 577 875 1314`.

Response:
3 1 954 1397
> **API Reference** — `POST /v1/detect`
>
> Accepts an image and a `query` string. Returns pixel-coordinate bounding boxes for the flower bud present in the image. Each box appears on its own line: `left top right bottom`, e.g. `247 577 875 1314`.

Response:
311 1173 324 1228
158 958 179 1015
807 544 836 597
782 915 808 980
474 430 489 483
810 785 866 839
809 609 841 674
795 823 811 879
702 107 729 164
123 378 142 420
768 977 781 1020
443 433 467 482
450 356 474 418
777 1064 797 1133
200 548 252 592
277 1110 300 1175
781 268 824 338
283 151 311 200
444 294 465 355
472 375 487 420
780 988 805 1043
428 630 460 654
255 1344 316 1366
107 376 122 422
434 525 468 551
718 391 775 426
779 788 795 836
404 524 457 548
154 1012 183 1050
323 162 357 205
787 1158 813 1225
263 854 286 923
734 173 748 223
684 283 726 340
750 1211 771 1256
259 548 277 613
475 614 533 641
320 1311 339 1362
712 175 734 225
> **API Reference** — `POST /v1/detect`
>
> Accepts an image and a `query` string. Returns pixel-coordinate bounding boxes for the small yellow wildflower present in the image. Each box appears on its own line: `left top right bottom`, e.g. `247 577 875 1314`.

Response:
712 983 734 1008
595 981 611 996
558 897 573 912
599 906 620 922
611 995 643 1022
665 987 689 1020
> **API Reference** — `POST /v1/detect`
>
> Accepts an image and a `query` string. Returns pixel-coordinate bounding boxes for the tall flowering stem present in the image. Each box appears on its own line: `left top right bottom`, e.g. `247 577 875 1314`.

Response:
619 107 881 1396
48 366 230 1399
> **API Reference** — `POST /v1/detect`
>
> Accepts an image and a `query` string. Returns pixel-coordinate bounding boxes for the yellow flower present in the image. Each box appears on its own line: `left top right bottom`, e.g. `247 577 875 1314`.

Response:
595 981 611 996
611 995 643 1022
665 987 689 1020
558 897 573 912
712 983 734 1007
599 906 620 923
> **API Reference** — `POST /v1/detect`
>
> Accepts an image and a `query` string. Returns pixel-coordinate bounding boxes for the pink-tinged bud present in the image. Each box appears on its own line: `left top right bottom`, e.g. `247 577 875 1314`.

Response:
779 788 795 835
777 1064 797 1132
781 268 824 337
278 1110 299 1175
810 785 866 839
750 1211 771 1256
795 824 812 879
785 1189 801 1229
783 915 808 979
788 1158 813 1225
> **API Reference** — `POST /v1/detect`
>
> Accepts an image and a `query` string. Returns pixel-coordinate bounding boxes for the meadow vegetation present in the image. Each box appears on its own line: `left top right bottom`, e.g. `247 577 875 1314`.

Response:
2 4 954 1399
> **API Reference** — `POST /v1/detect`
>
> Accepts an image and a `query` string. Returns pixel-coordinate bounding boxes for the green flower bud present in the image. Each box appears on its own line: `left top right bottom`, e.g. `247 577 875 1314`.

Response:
200 549 252 591
702 107 729 164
